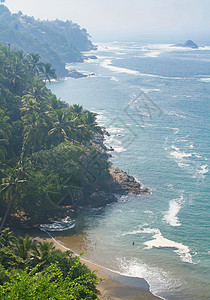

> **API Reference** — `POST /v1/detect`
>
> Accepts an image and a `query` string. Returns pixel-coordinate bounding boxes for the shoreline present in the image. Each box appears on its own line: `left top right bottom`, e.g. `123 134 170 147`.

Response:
27 229 162 300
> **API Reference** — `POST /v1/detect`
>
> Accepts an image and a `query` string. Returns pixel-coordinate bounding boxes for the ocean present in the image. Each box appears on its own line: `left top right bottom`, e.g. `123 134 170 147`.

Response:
46 41 210 300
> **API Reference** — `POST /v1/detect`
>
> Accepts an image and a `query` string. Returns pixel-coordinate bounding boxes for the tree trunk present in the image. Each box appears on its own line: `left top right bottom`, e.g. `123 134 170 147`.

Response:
0 194 16 231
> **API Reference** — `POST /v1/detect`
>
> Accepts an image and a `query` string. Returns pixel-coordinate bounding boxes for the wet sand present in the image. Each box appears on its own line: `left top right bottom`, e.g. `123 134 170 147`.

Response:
31 230 162 300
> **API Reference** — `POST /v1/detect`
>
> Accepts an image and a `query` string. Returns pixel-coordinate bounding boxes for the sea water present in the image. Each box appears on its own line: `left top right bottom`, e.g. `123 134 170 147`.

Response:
47 42 210 300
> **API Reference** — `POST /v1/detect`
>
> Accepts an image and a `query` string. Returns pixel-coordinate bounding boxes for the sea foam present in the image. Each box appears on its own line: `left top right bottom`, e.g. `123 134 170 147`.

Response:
123 226 193 263
142 228 193 263
117 257 180 298
101 59 140 75
40 217 75 232
163 193 185 227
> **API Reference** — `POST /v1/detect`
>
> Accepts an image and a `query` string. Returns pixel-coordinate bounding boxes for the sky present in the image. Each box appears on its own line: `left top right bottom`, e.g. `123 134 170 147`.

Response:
4 0 210 42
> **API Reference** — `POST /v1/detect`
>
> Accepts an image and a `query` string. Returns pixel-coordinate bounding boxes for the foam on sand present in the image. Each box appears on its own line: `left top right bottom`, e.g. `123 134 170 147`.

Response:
117 256 180 298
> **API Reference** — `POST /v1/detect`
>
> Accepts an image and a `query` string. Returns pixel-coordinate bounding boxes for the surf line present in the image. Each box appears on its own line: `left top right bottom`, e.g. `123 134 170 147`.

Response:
40 228 155 293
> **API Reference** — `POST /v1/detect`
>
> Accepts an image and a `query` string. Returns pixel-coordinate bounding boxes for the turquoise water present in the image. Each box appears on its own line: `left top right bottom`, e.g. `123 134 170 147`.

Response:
48 42 210 300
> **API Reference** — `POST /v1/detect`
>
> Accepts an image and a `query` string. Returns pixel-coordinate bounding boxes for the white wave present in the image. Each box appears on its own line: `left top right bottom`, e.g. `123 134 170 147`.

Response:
144 210 154 215
138 72 185 80
199 78 210 82
40 217 75 232
95 110 108 126
117 257 180 297
100 58 192 80
113 146 127 153
170 150 192 160
171 145 180 151
194 164 209 178
107 126 126 135
101 59 140 75
168 142 208 179
144 51 162 58
115 52 126 55
122 223 149 236
123 225 194 263
163 194 185 227
142 228 193 263
177 161 190 169
141 88 161 93
166 184 174 190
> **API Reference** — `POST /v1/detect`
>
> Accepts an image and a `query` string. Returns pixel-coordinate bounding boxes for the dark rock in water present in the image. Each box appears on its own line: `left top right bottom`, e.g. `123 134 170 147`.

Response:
68 69 88 79
89 191 118 207
171 40 199 49
83 55 97 60
108 147 114 152
80 166 150 209
108 167 150 195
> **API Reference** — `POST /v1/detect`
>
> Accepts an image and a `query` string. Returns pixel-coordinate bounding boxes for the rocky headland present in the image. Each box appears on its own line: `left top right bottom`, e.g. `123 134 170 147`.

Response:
80 131 150 208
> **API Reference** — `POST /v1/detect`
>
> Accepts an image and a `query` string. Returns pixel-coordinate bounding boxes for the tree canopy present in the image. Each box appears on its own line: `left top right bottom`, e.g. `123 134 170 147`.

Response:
0 44 108 228
0 228 100 299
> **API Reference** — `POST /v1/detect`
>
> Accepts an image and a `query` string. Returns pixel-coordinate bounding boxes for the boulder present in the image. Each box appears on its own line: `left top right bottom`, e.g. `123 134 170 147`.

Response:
89 191 118 207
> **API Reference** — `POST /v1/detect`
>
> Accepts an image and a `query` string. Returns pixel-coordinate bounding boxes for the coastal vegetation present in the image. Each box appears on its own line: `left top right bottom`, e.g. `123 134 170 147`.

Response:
0 228 100 299
0 43 110 229
0 4 97 77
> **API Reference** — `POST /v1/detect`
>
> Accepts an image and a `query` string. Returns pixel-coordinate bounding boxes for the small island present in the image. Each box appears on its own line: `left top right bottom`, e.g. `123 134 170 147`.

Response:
171 40 199 49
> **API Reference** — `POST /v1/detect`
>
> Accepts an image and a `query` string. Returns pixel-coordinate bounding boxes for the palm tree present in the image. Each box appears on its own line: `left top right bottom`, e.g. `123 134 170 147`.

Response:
84 111 102 134
26 53 42 77
7 55 26 95
15 234 33 260
0 228 16 248
70 104 83 114
0 109 12 162
0 162 28 231
36 240 55 262
48 109 69 144
21 94 40 116
22 111 47 155
40 63 57 82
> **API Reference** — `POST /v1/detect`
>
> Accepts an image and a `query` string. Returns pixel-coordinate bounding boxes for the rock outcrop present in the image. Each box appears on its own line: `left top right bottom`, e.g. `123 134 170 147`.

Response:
89 191 118 207
68 69 88 79
171 40 199 49
109 167 150 195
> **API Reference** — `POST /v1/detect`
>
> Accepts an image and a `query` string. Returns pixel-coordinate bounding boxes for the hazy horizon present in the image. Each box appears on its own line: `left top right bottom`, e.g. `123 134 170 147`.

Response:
4 0 210 43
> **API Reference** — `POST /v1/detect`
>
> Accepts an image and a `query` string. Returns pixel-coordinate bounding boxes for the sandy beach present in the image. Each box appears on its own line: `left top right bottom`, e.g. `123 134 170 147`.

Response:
28 229 162 300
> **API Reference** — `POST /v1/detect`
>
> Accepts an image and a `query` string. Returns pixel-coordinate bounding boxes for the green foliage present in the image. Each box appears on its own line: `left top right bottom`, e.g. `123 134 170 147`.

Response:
0 5 96 77
0 263 99 299
0 44 108 226
0 229 100 299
